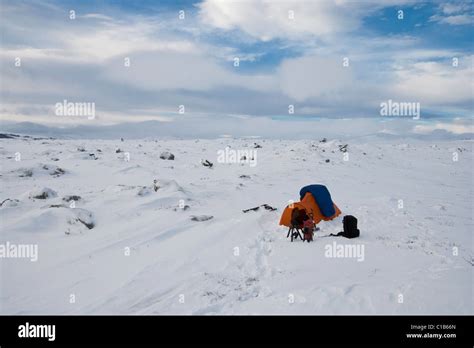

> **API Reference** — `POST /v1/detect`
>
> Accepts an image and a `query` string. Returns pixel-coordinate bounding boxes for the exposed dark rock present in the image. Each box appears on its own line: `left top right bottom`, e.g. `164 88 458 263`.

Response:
201 159 213 168
30 188 57 200
63 195 81 202
174 205 190 211
77 218 94 229
243 204 277 213
0 198 19 207
0 133 20 139
262 204 277 211
19 169 33 177
338 144 348 153
191 215 213 222
49 204 68 208
42 164 65 176
160 152 175 160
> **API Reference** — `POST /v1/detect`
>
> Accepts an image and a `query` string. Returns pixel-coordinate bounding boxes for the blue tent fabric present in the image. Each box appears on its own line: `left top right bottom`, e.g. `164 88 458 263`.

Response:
299 184 336 217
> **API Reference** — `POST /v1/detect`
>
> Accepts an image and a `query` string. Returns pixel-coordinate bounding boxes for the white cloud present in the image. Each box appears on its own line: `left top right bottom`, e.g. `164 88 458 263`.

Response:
391 56 474 105
441 2 470 15
198 0 359 41
0 0 472 126
277 55 353 102
430 2 474 25
413 122 474 134
0 23 198 63
0 102 173 125
438 14 473 25
101 50 278 93
82 13 115 21
198 0 417 41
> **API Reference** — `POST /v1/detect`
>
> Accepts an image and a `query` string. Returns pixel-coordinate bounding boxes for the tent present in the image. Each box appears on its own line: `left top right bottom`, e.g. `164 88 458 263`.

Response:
279 184 341 227
299 184 336 217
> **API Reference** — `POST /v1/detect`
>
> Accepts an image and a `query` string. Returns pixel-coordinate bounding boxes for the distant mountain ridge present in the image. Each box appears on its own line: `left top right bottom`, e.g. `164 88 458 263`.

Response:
1 120 472 140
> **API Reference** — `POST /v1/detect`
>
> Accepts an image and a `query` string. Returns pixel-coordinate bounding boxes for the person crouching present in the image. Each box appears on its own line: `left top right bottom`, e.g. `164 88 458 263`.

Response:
302 215 314 242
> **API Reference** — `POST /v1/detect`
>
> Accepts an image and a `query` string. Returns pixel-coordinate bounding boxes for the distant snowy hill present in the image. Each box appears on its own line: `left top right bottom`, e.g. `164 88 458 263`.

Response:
1 118 473 140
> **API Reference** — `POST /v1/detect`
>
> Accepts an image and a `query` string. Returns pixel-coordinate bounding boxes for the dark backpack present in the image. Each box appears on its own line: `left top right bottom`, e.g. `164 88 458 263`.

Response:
331 215 360 239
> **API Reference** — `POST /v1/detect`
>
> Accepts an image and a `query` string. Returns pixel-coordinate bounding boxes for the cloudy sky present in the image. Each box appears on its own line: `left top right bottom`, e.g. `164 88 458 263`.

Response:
0 0 473 131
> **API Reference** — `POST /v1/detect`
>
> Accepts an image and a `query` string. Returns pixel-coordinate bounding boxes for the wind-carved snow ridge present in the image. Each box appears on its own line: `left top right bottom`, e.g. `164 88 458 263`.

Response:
0 136 472 314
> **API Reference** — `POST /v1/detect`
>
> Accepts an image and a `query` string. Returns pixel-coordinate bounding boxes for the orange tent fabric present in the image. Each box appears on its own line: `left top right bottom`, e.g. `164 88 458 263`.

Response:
279 192 341 227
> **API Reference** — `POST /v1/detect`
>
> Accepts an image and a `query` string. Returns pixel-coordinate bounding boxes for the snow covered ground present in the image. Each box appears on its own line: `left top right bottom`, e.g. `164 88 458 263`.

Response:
0 135 472 314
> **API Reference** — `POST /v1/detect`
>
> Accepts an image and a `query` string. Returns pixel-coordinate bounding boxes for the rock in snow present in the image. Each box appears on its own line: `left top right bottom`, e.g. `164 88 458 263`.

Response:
12 164 66 178
29 187 58 199
69 208 95 229
160 152 175 160
0 198 20 207
63 195 81 202
201 159 213 168
137 186 153 196
190 215 213 222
